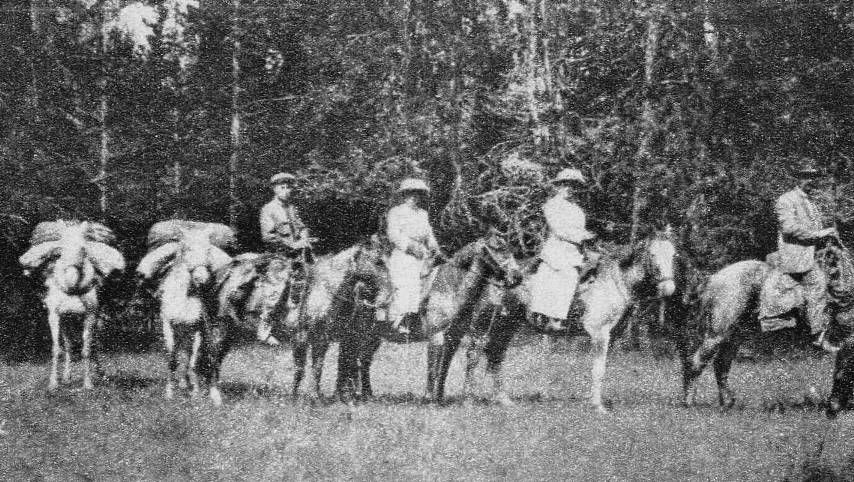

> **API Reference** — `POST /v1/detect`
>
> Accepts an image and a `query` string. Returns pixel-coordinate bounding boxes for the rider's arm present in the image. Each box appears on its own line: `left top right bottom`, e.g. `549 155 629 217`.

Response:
259 204 281 245
386 207 410 252
422 211 440 254
775 194 826 244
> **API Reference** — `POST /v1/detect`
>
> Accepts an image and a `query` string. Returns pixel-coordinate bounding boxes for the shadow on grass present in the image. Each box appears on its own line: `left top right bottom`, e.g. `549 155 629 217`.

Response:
784 430 854 482
102 371 160 391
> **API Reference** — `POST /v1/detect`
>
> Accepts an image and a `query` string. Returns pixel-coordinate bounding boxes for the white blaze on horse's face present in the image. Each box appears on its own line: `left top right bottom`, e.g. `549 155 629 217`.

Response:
182 231 213 287
649 233 676 298
55 223 92 293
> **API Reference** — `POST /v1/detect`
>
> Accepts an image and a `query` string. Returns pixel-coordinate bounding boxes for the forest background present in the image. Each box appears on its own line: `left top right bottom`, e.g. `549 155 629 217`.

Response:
2 0 854 348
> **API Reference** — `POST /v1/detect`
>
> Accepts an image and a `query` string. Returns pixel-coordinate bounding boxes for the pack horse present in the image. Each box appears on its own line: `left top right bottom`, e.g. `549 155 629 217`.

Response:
137 220 234 404
19 220 125 391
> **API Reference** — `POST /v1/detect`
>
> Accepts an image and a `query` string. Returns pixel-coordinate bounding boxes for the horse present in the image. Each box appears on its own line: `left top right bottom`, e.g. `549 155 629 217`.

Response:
19 221 125 391
680 242 854 413
137 223 233 405
455 227 677 413
292 230 524 403
290 235 392 400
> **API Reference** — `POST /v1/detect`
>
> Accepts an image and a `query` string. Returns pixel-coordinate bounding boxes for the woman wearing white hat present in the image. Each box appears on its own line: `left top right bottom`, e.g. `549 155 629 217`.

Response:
385 178 440 335
530 167 595 332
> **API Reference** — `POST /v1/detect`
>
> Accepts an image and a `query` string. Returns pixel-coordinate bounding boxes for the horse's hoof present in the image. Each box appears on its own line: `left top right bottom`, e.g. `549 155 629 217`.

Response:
494 392 515 407
593 404 611 415
83 380 94 390
165 385 174 399
719 392 736 410
209 387 223 406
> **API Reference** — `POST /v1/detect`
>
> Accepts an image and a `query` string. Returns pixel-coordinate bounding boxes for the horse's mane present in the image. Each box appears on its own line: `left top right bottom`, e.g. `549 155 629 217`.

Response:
447 240 481 271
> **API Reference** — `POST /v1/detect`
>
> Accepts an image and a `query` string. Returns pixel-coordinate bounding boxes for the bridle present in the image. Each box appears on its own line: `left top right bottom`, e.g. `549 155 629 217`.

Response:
475 240 522 288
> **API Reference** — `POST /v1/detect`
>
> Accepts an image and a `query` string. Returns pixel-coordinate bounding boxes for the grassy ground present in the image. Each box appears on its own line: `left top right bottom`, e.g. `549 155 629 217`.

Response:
0 334 851 481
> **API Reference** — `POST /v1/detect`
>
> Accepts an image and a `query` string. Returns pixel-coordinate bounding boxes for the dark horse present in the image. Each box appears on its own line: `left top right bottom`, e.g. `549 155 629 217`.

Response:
291 231 523 403
680 242 854 416
454 226 677 412
290 236 393 400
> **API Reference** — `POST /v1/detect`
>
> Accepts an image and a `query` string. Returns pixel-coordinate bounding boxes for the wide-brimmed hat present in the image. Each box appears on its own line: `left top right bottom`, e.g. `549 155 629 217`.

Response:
270 172 297 186
552 168 586 185
793 159 821 178
397 178 430 193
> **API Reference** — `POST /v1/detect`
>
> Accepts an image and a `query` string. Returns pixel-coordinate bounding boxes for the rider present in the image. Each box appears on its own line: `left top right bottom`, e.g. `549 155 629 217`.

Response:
257 172 313 343
773 159 839 352
530 167 596 333
385 178 440 336
260 172 312 256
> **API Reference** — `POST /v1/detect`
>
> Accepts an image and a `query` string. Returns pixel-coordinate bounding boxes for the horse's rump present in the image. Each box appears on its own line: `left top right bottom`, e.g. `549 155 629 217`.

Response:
215 253 293 331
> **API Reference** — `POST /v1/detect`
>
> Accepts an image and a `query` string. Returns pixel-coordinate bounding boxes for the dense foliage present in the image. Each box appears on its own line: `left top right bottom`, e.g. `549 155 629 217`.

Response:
2 0 854 345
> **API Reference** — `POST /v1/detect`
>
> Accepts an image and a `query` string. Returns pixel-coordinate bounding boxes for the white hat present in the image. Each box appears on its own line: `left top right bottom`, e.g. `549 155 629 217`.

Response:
552 168 586 184
397 178 430 193
270 172 297 185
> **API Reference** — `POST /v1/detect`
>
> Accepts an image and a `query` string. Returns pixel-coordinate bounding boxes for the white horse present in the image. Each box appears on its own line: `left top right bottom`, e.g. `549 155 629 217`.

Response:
137 223 232 405
475 227 677 413
19 221 125 391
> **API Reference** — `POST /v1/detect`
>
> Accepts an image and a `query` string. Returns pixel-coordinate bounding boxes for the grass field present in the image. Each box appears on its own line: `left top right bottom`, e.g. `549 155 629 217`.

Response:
0 333 851 481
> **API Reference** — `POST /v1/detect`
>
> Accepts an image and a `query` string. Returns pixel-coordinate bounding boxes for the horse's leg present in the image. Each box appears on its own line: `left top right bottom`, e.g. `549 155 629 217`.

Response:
81 312 96 389
309 331 330 401
163 319 177 399
47 309 61 390
205 322 228 407
682 333 727 407
713 333 742 410
61 326 72 385
291 329 308 399
358 336 382 400
425 331 444 401
187 330 203 399
827 344 854 419
484 320 518 406
434 328 465 405
335 335 358 403
589 325 613 414
464 334 487 402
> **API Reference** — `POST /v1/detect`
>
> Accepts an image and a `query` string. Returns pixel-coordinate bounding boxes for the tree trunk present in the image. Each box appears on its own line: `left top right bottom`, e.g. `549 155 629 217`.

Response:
630 4 661 245
229 0 241 228
97 2 113 219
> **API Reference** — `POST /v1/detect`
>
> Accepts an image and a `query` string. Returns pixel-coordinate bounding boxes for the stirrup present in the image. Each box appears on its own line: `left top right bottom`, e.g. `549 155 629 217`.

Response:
813 331 840 353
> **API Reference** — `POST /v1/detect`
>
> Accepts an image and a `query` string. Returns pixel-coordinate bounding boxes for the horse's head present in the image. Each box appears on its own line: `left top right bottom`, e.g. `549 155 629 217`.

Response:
350 235 392 298
641 225 677 298
53 222 97 295
175 230 231 291
476 230 523 288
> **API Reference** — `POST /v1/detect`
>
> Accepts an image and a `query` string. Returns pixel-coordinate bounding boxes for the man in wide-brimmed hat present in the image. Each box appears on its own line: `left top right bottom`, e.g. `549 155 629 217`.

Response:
773 158 839 351
530 167 596 333
385 178 440 336
260 172 311 255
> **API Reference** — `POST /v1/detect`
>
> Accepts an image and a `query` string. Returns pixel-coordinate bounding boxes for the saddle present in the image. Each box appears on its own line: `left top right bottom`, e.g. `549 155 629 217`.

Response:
758 252 805 332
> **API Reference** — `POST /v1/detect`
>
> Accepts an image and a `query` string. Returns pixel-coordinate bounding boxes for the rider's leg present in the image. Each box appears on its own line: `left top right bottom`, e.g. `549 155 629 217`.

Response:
803 267 837 351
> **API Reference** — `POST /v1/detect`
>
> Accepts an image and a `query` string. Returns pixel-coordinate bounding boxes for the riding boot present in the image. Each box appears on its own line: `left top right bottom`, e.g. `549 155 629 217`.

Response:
543 317 566 333
391 314 412 336
814 329 840 353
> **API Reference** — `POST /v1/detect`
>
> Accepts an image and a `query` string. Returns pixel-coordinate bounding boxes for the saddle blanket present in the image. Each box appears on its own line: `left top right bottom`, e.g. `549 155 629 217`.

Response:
758 261 804 332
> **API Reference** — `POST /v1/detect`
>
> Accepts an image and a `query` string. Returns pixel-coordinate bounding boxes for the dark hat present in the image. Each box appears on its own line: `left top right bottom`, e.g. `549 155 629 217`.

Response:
270 172 297 186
